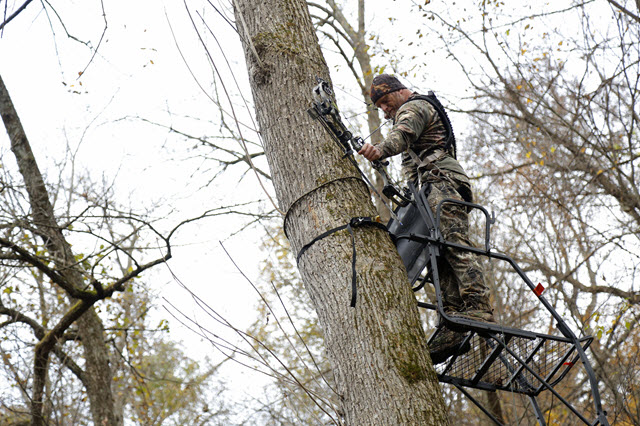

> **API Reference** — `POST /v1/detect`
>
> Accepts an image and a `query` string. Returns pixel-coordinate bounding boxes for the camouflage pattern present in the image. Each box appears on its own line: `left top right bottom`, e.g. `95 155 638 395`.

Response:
427 179 492 315
376 95 493 317
375 96 470 188
370 74 407 104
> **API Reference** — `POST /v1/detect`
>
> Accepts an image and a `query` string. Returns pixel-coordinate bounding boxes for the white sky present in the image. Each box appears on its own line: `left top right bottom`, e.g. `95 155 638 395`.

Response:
0 0 274 402
0 0 467 343
0 0 457 412
1 0 619 415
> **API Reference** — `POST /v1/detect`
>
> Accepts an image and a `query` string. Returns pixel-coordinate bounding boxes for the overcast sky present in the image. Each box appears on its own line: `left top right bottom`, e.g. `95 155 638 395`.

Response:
0 0 599 409
0 0 463 335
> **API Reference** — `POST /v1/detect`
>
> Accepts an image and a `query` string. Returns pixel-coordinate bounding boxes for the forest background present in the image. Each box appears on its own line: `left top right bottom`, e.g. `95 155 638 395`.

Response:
0 0 638 424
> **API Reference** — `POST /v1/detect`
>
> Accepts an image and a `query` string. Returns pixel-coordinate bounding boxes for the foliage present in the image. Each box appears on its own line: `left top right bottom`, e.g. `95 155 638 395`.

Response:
244 224 340 424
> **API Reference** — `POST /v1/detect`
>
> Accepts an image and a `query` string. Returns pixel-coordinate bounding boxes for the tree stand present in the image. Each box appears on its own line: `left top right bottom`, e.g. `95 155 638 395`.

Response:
387 183 609 426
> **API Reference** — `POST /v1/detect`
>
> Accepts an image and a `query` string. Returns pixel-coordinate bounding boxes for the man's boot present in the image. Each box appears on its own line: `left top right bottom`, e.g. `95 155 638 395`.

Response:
428 326 471 365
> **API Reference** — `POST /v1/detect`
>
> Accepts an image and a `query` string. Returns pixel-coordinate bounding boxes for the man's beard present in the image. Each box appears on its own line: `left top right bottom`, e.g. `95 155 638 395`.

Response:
384 109 396 120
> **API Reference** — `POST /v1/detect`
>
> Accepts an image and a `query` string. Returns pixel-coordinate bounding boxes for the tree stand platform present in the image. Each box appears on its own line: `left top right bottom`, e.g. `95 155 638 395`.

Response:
387 183 609 426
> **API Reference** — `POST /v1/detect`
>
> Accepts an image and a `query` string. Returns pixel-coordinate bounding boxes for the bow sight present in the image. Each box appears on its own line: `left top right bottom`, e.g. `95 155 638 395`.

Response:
307 77 410 207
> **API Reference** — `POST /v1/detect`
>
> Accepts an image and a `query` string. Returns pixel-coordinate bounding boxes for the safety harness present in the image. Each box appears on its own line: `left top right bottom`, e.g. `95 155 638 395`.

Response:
407 93 457 159
404 93 457 175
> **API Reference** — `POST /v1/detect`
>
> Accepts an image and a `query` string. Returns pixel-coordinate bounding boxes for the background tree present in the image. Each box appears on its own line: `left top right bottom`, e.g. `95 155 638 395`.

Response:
410 0 640 422
0 73 228 424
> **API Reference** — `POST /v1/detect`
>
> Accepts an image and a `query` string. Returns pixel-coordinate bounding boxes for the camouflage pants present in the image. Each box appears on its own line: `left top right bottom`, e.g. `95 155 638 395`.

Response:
424 177 492 314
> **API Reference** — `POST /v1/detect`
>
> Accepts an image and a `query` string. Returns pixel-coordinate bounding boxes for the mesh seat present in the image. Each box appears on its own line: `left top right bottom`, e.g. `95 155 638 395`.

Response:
433 328 593 396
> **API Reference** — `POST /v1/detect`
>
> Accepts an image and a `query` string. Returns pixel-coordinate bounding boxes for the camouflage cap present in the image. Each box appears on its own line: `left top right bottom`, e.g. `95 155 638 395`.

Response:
370 74 406 105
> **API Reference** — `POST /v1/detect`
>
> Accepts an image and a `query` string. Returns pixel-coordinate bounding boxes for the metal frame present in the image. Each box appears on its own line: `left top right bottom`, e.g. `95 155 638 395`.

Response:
388 183 609 426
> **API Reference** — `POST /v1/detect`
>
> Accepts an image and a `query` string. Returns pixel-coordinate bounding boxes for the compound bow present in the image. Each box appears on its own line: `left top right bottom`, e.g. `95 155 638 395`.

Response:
307 77 410 207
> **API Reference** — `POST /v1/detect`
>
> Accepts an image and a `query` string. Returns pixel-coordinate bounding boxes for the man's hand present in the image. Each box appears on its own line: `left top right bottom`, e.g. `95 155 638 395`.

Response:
358 143 382 161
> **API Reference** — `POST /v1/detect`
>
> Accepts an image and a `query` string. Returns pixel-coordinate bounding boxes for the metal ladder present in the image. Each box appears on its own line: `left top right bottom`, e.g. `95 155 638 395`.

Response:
387 183 609 426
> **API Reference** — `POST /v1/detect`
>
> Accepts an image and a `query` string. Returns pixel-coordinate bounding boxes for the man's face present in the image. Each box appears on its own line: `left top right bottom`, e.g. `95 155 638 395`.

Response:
375 91 403 120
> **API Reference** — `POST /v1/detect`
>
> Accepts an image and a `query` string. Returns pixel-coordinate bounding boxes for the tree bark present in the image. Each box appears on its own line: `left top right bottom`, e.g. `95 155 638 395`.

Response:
232 1 449 424
0 74 122 426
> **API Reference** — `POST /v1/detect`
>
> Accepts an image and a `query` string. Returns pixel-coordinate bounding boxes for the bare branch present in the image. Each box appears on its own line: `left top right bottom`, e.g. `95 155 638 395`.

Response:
605 0 640 23
0 0 34 32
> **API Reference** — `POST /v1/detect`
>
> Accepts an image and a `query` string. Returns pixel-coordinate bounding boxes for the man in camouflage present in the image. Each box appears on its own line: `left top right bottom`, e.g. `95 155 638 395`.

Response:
358 74 495 364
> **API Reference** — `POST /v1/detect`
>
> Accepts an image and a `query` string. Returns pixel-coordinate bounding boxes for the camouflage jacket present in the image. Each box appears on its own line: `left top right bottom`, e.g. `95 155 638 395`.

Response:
374 93 470 188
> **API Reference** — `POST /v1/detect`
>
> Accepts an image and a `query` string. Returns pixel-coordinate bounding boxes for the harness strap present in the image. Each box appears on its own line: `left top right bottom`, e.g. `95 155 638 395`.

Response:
296 217 388 307
407 148 447 171
406 92 457 159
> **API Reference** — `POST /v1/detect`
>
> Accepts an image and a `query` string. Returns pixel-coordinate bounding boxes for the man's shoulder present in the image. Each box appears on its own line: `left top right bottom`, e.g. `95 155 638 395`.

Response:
398 94 436 116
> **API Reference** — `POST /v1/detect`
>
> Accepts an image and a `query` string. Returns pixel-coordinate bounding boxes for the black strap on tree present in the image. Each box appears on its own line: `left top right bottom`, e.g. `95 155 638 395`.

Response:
296 217 388 307
406 92 457 159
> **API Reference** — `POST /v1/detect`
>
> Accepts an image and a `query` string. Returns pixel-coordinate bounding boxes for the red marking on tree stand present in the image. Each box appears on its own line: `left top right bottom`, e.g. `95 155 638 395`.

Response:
534 283 545 297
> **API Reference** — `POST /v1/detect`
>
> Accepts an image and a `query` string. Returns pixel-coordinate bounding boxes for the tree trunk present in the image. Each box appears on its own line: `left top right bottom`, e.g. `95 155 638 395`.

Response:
232 1 449 424
0 74 122 426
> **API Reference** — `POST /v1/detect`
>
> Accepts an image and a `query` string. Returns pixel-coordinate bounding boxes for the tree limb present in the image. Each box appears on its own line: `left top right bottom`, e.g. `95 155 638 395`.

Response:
0 0 34 31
